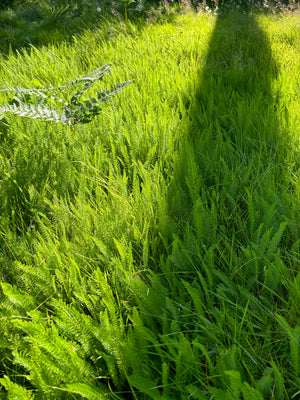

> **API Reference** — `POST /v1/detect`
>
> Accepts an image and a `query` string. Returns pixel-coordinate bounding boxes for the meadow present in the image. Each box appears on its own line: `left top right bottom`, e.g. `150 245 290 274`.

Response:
0 1 299 399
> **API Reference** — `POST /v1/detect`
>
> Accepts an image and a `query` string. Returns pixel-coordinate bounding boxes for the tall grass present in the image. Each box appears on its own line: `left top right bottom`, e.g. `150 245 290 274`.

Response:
0 7 299 399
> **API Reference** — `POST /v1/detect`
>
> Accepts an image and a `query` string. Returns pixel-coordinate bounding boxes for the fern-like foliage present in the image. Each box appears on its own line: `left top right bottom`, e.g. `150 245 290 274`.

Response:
0 375 33 400
0 102 70 125
0 65 133 126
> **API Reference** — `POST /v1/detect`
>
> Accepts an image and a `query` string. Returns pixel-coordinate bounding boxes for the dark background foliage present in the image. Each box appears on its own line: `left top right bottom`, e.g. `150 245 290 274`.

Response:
0 1 299 65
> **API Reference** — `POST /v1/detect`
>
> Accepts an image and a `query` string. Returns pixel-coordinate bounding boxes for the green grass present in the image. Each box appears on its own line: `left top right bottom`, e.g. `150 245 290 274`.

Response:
0 6 299 400
0 0 163 55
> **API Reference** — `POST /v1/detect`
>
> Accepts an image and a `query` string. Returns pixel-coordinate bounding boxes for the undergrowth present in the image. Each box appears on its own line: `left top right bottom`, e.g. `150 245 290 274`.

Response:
0 6 299 400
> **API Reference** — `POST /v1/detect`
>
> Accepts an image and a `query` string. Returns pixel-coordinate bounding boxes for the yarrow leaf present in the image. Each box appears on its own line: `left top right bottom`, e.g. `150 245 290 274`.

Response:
0 65 133 126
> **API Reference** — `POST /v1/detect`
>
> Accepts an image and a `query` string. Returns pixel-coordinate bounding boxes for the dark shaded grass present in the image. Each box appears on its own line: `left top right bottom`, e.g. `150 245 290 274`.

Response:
0 0 170 56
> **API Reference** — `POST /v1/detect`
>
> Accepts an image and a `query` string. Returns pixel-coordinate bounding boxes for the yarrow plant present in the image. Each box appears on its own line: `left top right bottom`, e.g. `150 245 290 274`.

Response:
0 65 132 126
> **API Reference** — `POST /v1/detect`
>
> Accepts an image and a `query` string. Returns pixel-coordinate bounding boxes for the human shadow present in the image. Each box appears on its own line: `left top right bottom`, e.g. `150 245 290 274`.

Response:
155 10 298 397
166 8 290 294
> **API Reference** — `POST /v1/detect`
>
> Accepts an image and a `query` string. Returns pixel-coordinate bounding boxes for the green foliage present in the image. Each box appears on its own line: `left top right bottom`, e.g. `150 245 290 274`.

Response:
0 376 33 400
0 66 132 126
0 8 299 400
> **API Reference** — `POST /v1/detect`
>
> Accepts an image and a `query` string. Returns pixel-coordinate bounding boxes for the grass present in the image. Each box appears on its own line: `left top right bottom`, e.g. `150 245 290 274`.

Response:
0 3 299 399
0 0 162 55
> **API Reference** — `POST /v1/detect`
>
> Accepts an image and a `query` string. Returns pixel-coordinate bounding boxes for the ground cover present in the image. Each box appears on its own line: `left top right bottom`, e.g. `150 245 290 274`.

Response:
0 5 299 399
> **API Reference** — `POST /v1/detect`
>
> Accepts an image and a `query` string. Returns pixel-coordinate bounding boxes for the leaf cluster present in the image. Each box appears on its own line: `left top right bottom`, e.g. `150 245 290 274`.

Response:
0 65 132 126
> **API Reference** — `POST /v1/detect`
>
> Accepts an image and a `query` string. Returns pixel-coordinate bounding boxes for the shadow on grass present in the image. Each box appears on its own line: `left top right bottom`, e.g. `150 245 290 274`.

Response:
0 2 99 54
0 0 153 56
166 9 291 287
126 11 298 397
